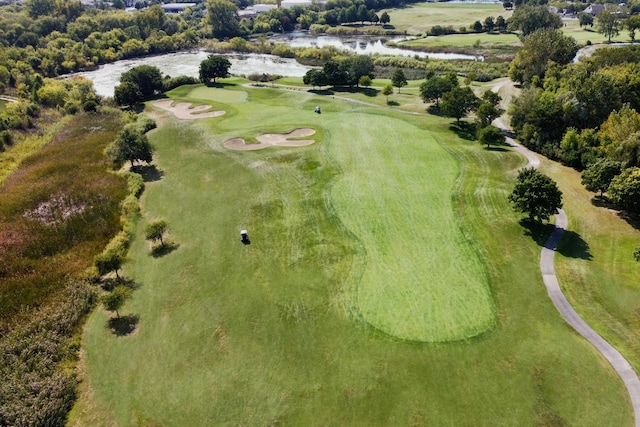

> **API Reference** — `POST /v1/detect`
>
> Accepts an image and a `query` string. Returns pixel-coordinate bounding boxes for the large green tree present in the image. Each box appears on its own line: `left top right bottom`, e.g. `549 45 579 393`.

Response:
341 55 374 87
441 86 479 123
419 73 458 106
94 249 125 280
106 128 153 167
303 69 327 89
509 167 563 222
477 125 506 148
199 55 231 83
507 5 562 36
608 167 640 212
597 10 620 42
206 0 242 39
581 159 622 196
114 81 143 107
120 65 163 99
508 29 578 84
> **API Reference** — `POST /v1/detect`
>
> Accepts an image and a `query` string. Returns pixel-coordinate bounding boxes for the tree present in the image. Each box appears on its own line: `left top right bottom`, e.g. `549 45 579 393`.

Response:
608 167 640 212
102 285 132 318
145 220 168 246
359 75 372 88
419 74 458 106
508 29 578 84
120 65 163 99
199 55 231 84
509 168 563 222
625 15 640 42
597 10 620 42
94 249 125 280
599 104 640 167
106 128 153 167
634 245 640 262
114 81 143 107
380 11 390 26
484 16 495 32
382 83 393 102
476 91 504 128
507 5 562 36
441 86 479 123
391 68 407 93
341 55 374 87
472 21 483 32
496 16 507 32
477 125 505 148
581 159 622 196
303 69 327 89
206 0 242 39
579 12 594 28
323 60 348 86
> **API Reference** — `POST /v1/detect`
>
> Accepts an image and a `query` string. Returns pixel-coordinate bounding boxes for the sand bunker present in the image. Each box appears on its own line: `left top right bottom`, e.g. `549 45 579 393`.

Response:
154 100 225 120
224 128 316 151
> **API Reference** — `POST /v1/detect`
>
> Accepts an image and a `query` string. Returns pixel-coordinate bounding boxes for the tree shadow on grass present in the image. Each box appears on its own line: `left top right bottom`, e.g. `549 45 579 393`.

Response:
450 121 477 141
151 241 179 258
427 105 444 116
484 146 509 152
108 314 139 336
130 164 164 182
310 89 334 96
519 218 555 247
100 277 139 292
387 100 399 106
591 196 640 231
557 230 593 260
331 86 379 97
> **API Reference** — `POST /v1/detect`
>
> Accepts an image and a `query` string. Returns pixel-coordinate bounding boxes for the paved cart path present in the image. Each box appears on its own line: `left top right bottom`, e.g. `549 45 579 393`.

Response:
495 116 640 427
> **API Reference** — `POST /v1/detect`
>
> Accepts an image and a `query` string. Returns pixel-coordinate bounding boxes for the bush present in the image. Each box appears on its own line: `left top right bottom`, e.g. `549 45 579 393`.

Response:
163 75 199 92
83 100 99 113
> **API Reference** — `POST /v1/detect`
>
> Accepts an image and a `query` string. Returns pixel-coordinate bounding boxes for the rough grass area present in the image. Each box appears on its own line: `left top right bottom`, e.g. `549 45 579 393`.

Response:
542 160 640 370
0 112 127 330
71 84 632 426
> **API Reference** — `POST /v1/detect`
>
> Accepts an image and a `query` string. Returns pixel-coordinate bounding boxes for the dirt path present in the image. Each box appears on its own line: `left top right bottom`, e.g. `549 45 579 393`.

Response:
493 108 640 427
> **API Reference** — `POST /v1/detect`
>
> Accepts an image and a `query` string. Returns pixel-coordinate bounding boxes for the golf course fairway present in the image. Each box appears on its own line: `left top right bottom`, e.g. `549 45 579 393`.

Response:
70 84 632 426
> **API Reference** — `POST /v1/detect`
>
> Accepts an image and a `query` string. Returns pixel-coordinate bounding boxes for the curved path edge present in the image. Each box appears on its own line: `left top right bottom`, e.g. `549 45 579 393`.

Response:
495 117 640 427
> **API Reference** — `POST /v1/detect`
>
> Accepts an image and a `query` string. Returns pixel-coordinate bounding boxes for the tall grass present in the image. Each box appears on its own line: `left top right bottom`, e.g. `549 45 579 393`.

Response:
71 86 632 426
0 112 127 330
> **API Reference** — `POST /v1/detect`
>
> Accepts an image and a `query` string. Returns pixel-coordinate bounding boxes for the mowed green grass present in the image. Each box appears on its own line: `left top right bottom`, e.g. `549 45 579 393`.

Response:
402 32 521 48
384 3 512 35
71 84 633 426
327 112 493 340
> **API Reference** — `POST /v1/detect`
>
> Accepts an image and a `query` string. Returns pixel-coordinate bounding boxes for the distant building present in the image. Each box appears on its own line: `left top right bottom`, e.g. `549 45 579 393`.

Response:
281 0 312 8
583 4 606 15
161 2 196 14
254 3 278 12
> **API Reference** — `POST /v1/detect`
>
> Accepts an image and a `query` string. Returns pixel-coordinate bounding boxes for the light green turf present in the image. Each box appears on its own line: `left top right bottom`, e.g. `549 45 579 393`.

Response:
402 32 521 48
327 113 493 340
70 83 633 426
384 3 513 35
562 18 612 44
186 85 249 104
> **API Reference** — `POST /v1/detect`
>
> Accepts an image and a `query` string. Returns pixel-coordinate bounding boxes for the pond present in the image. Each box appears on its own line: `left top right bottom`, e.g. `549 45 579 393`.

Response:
272 32 482 60
76 50 314 98
77 34 483 97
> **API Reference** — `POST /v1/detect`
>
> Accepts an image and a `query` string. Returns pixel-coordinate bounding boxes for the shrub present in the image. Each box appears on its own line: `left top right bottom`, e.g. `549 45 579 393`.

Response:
163 75 199 92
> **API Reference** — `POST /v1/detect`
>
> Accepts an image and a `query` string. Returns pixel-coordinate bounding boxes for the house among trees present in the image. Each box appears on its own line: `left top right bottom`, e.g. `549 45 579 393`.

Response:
583 4 607 16
160 3 197 14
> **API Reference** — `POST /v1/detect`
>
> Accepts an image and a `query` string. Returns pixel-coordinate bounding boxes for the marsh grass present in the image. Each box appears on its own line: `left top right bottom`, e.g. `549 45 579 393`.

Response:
0 112 127 330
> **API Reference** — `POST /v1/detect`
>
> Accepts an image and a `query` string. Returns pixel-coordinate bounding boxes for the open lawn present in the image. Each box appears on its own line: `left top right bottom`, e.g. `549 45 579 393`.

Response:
562 18 614 44
71 84 632 426
383 3 512 35
402 32 521 48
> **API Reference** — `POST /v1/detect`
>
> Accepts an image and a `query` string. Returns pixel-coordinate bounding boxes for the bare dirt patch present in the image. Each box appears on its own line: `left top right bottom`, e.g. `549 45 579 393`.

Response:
154 100 225 120
224 128 316 151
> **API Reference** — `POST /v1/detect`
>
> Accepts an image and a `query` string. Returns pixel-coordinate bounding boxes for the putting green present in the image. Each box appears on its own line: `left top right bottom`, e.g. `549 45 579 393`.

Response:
187 85 248 104
327 113 494 341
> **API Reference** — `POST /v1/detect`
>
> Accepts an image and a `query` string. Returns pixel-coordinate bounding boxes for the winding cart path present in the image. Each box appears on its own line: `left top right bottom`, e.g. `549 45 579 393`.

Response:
495 117 640 427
